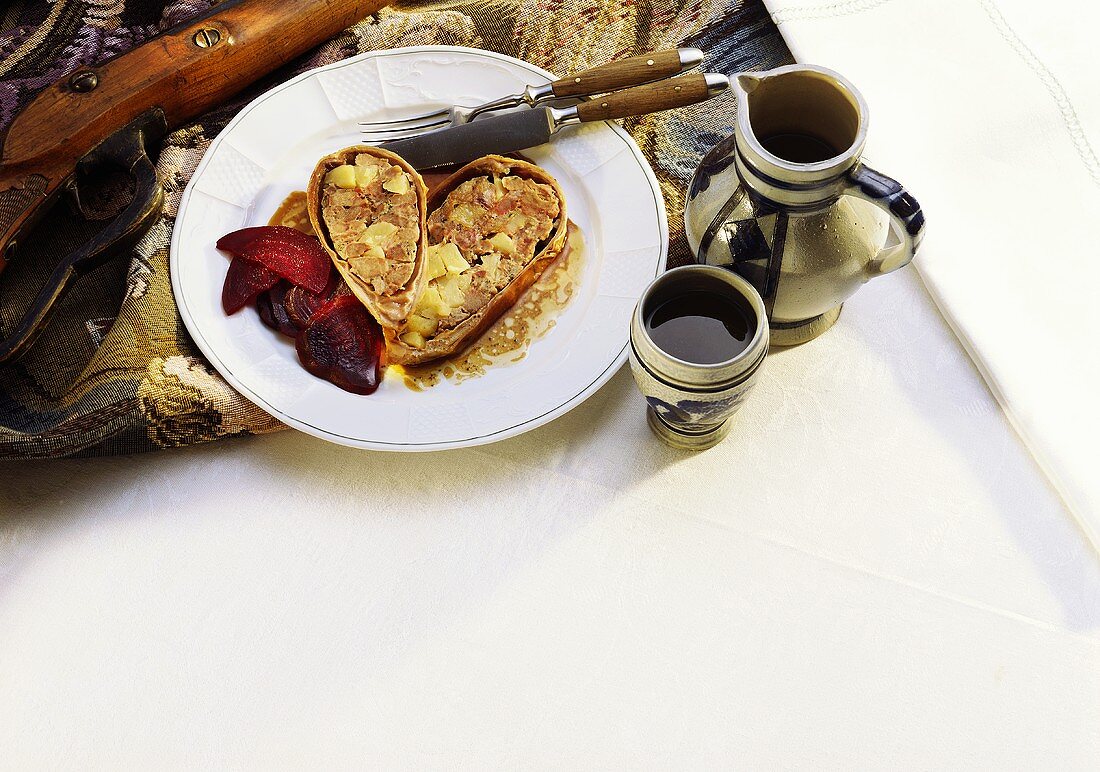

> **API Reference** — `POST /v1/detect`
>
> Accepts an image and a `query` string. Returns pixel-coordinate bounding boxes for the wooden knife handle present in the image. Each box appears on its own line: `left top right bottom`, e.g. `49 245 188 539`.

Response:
550 49 702 98
574 73 729 123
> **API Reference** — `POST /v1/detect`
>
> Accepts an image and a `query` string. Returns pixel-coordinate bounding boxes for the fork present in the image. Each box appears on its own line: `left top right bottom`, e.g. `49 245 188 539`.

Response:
359 47 704 141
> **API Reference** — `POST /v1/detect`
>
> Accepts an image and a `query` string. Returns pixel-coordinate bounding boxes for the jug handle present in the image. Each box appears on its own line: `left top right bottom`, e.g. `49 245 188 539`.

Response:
845 163 925 274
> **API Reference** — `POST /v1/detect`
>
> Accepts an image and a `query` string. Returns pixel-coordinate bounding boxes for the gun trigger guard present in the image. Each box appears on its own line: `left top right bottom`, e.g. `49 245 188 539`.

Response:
0 108 168 363
63 177 84 218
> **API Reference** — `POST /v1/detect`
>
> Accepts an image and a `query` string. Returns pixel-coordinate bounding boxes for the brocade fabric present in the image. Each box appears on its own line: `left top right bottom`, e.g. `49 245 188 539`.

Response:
0 0 790 457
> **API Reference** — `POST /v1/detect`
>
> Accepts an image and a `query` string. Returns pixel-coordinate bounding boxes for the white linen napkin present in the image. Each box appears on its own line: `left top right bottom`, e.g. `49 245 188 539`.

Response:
760 0 1100 549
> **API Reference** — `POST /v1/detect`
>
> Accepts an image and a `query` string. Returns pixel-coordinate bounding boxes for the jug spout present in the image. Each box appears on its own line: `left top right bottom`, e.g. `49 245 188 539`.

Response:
732 64 870 207
735 73 763 95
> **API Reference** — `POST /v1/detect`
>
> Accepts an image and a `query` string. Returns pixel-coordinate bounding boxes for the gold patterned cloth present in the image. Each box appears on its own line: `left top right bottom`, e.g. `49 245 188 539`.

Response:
0 0 790 457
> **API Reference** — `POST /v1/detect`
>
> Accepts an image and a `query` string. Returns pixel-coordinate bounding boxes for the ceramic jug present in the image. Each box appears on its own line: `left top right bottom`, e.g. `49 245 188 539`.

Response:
684 65 925 345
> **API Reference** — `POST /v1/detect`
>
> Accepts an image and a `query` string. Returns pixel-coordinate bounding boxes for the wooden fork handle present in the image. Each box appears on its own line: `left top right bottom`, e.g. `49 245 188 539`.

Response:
550 48 703 98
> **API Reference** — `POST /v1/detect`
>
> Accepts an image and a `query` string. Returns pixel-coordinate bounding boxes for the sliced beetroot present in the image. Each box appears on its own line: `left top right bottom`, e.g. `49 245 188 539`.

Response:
216 225 315 257
255 271 343 338
284 267 340 329
296 295 384 395
241 231 331 294
222 256 281 314
215 225 331 294
255 287 281 332
256 280 300 337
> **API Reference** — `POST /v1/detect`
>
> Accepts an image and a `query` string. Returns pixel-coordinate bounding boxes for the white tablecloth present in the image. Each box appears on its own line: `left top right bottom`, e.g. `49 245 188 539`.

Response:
2 265 1098 766
762 0 1100 549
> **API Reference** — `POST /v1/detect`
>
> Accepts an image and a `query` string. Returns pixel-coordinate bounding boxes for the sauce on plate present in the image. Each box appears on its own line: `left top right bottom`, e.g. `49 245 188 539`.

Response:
267 190 584 390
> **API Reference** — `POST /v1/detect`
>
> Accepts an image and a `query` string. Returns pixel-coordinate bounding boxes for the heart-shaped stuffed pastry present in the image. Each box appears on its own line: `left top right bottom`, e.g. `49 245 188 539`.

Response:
308 150 568 368
387 155 568 365
307 145 428 329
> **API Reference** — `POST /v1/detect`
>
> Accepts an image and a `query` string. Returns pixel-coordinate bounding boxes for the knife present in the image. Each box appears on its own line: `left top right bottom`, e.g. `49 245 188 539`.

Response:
381 73 731 170
0 0 388 362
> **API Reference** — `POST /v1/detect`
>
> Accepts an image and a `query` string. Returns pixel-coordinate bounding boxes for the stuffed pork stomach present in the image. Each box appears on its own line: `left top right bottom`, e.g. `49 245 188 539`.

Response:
396 157 565 357
310 148 427 327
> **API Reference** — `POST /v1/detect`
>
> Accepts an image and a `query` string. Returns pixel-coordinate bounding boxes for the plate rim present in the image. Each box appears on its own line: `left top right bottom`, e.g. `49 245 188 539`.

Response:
170 45 668 452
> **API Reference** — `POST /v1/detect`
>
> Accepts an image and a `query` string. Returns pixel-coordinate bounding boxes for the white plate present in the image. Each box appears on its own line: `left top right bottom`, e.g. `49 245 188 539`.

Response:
170 46 667 451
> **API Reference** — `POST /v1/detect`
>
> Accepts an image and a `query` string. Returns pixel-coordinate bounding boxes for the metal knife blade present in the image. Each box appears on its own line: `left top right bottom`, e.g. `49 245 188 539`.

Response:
380 108 555 170
378 72 730 170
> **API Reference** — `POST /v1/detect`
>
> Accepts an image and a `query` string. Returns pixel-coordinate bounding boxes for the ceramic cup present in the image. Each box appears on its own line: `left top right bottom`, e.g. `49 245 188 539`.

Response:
629 265 769 450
